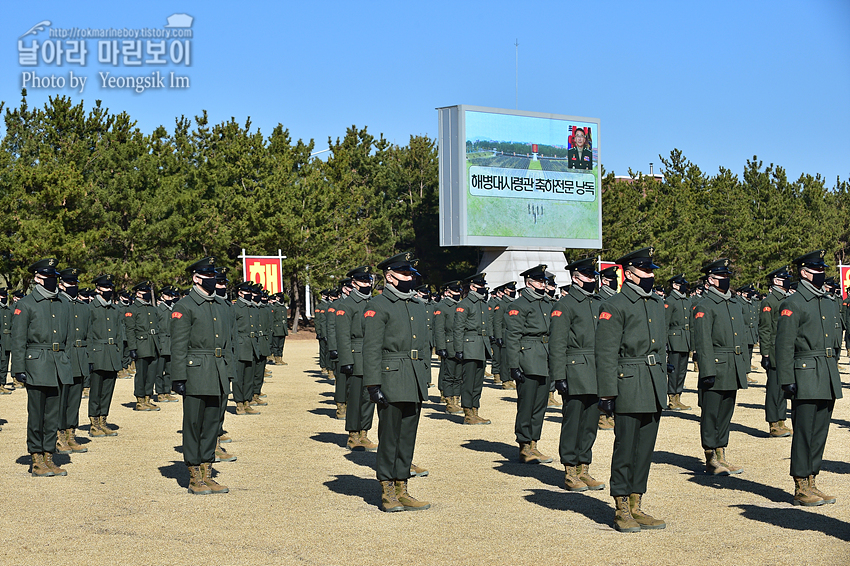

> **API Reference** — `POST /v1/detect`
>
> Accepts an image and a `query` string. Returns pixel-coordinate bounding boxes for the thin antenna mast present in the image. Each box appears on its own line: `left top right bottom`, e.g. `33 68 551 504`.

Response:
515 39 519 109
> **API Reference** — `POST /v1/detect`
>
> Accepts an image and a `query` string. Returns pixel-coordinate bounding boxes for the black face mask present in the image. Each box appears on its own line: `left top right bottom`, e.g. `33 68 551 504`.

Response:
357 285 372 295
41 277 58 293
140 291 152 302
809 272 826 288
216 287 227 298
605 279 617 291
578 279 597 293
393 278 416 294
195 277 215 294
634 275 654 294
64 285 79 298
780 278 791 290
546 288 556 298
0 296 6 305
505 289 516 299
715 278 731 293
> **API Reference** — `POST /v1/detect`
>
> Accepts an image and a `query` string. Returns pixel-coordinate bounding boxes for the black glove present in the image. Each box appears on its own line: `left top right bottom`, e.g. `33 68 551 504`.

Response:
316 335 322 341
367 385 389 409
321 336 328 343
88 363 94 374
510 367 525 384
782 383 797 399
760 356 770 371
496 338 504 348
489 336 496 345
329 350 338 360
340 364 353 375
698 375 716 390
454 351 464 363
666 363 675 374
173 380 186 396
14 372 26 385
554 379 569 396
129 349 138 360
436 349 448 359
598 398 614 417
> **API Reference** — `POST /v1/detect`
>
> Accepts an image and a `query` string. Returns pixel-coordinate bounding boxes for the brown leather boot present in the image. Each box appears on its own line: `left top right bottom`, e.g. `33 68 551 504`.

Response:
704 449 730 476
779 420 793 435
67 428 87 453
529 441 552 463
667 394 677 410
493 373 502 385
613 496 640 532
89 416 106 437
439 392 447 404
187 465 212 495
335 403 346 419
598 414 615 431
30 453 54 477
218 433 232 444
380 480 403 512
674 394 691 410
715 447 742 474
144 396 161 411
81 387 89 399
769 421 791 438
462 407 476 424
472 407 491 425
99 416 118 436
808 475 836 504
359 431 378 452
237 401 260 415
503 380 516 390
519 442 549 464
252 394 268 406
564 465 589 491
215 441 237 462
347 431 363 451
446 397 463 414
55 430 72 454
548 392 561 408
578 464 605 490
409 464 429 477
200 462 229 493
43 453 67 476
135 396 152 411
395 479 431 511
793 476 824 506
628 493 666 529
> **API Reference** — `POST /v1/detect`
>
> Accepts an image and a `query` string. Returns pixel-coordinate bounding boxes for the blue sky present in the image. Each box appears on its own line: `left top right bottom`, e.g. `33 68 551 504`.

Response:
3 1 848 184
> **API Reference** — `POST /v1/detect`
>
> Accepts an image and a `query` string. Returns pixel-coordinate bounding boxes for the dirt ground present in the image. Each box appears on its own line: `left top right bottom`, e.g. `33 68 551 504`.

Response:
0 339 847 566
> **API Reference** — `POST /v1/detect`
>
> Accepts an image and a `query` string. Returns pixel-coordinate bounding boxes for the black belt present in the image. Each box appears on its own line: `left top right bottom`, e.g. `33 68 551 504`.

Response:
715 346 743 355
73 340 87 348
95 338 117 345
565 348 594 355
29 343 64 352
795 348 834 359
189 348 225 358
620 355 658 366
383 350 421 361
521 336 549 344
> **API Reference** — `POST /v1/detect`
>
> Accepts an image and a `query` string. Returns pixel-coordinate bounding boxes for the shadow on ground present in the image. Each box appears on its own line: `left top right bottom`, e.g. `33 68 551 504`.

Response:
462 439 563 487
731 504 850 541
524 488 612 526
324 474 381 508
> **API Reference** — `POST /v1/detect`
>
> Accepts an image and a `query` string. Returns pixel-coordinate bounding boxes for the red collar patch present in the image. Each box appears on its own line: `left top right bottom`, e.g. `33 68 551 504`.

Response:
695 312 705 318
364 310 376 318
171 311 183 319
508 309 519 316
781 309 793 317
551 310 562 317
599 312 612 320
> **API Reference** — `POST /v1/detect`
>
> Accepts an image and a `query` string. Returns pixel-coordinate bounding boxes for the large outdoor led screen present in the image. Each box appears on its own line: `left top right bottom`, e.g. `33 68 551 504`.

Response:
438 105 601 248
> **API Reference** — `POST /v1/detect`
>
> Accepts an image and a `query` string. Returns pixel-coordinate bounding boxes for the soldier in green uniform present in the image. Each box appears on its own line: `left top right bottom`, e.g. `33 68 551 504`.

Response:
253 287 272 405
12 258 73 477
171 257 232 495
315 290 329 373
599 266 619 300
327 288 345 418
212 268 237 462
488 285 504 386
692 259 749 476
117 291 132 379
0 289 12 394
87 275 122 438
758 266 793 437
363 252 431 512
126 281 162 411
233 281 262 415
434 280 464 414
549 258 605 491
336 266 378 452
595 247 666 532
498 282 518 390
504 264 554 464
775 250 842 506
56 268 90 454
271 293 289 365
665 274 692 410
452 273 493 425
155 286 179 403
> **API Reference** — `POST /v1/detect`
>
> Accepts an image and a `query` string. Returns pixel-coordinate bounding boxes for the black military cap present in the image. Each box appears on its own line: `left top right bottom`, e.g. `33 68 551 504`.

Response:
186 256 216 274
13 290 24 299
132 280 152 292
766 266 791 280
442 280 463 291
793 250 828 269
216 266 229 282
615 247 660 270
346 265 373 281
92 274 114 287
544 271 556 285
559 284 570 292
599 266 619 280
668 273 688 285
701 258 732 276
789 280 799 290
251 283 263 293
465 272 487 286
520 264 548 281
235 281 254 292
340 277 353 288
566 258 598 276
119 290 131 299
416 284 431 293
503 281 517 290
377 251 418 272
30 258 60 276
0 288 6 296
329 288 341 298
825 277 839 290
59 267 84 282
162 285 181 296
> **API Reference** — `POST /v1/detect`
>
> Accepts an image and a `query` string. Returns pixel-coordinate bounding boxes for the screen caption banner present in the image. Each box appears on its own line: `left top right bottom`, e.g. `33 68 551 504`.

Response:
468 166 595 202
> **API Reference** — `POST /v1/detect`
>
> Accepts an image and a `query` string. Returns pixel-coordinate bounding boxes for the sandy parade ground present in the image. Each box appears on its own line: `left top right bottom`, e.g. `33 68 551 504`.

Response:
0 333 847 566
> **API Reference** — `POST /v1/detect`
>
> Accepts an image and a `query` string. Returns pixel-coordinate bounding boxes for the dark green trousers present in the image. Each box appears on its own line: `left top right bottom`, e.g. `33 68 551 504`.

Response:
271 336 284 357
183 393 226 466
88 370 117 417
26 384 61 454
253 356 267 397
218 381 230 436
133 356 158 397
375 401 421 481
460 359 485 408
610 410 660 497
667 351 689 395
334 366 348 404
0 348 9 385
491 343 501 376
319 338 327 369
59 375 85 429
514 374 549 443
790 399 834 478
234 359 255 404
764 367 788 423
559 393 599 465
441 357 462 397
344 374 374 432
700 389 737 449
155 355 172 395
